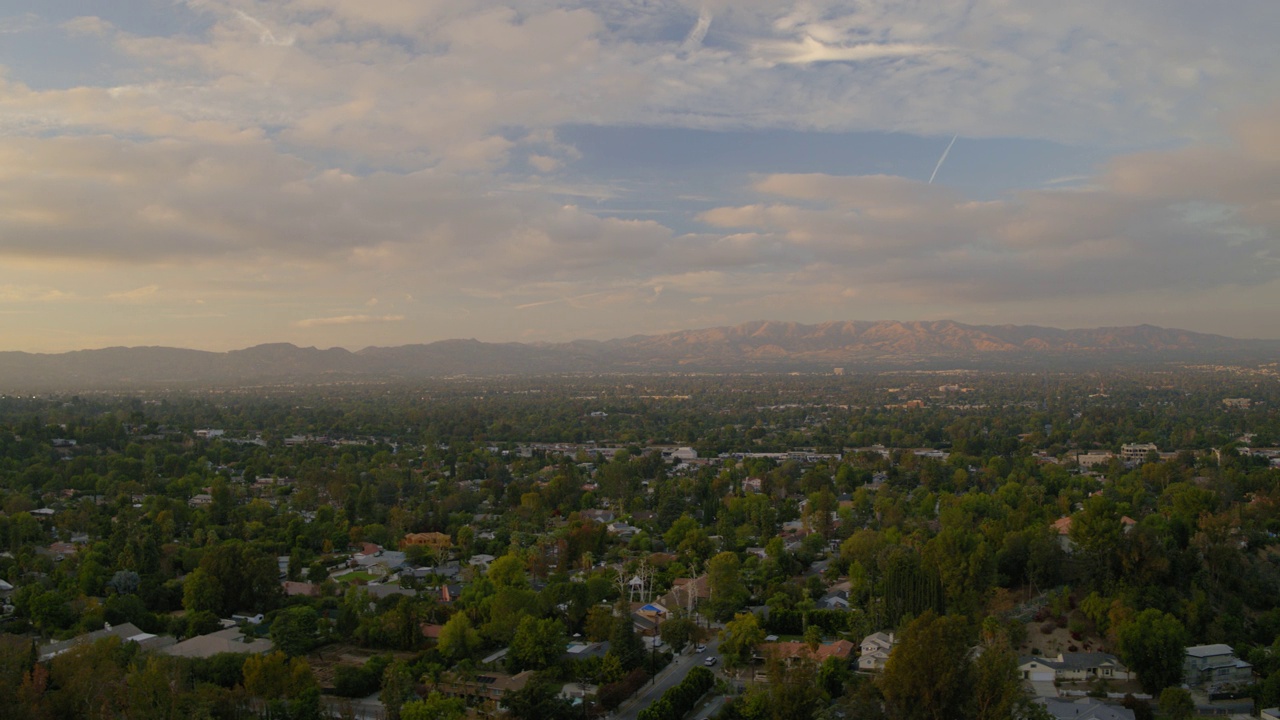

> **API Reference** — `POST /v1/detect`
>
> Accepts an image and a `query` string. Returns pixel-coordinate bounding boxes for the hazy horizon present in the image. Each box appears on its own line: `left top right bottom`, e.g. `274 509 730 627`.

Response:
2 1 1278 352
0 318 1269 356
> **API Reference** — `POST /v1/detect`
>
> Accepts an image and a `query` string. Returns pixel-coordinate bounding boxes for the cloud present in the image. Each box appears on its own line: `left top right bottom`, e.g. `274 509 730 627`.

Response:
695 107 1280 304
294 314 405 327
758 37 942 65
106 285 161 302
0 0 1269 157
0 285 71 303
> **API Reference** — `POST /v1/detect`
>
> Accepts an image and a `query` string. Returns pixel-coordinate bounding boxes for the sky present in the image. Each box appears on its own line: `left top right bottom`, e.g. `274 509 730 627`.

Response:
1 0 1279 352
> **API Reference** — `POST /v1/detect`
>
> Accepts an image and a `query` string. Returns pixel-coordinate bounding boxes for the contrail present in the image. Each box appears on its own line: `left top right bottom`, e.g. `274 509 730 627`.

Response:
234 9 292 46
682 8 713 51
928 134 958 184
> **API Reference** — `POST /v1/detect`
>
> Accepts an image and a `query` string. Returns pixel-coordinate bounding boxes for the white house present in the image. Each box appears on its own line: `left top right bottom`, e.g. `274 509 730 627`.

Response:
858 631 896 672
1018 653 1131 683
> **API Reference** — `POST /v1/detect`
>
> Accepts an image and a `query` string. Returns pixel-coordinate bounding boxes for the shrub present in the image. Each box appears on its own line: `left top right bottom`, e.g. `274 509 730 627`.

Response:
597 668 648 711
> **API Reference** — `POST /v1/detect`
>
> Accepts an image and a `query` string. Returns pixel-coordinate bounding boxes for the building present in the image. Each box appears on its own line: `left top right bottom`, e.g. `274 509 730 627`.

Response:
40 622 175 661
761 639 855 665
162 627 274 659
1184 644 1253 689
437 670 534 716
401 532 453 552
1018 653 1131 683
857 631 896 672
1074 452 1115 468
1120 443 1159 465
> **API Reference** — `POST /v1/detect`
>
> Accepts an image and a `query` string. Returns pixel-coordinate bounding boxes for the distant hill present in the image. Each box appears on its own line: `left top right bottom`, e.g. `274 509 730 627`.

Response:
0 320 1274 390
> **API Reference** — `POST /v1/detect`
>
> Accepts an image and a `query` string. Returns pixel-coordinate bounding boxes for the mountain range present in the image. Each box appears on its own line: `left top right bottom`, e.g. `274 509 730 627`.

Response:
1 320 1274 390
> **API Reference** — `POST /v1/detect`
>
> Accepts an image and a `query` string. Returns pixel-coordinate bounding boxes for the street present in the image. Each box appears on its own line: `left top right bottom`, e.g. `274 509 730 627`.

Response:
612 636 722 720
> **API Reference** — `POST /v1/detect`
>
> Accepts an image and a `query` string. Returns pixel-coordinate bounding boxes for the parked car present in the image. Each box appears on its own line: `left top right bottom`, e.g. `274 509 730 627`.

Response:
704 656 718 666
694 644 707 653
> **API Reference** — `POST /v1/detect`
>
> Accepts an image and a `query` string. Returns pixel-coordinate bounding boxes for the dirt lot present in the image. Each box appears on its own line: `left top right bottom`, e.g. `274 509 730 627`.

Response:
307 644 417 688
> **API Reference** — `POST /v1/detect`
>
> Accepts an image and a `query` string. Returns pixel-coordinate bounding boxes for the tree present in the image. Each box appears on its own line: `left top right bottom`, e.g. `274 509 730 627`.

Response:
199 541 282 616
719 612 765 669
1117 610 1187 694
659 616 699 653
706 551 748 621
878 611 973 720
1157 687 1194 720
970 631 1025 720
242 651 315 700
437 612 480 660
381 661 418 720
585 605 617 642
127 656 180 720
487 553 528 589
270 606 320 657
502 675 575 720
507 616 567 672
183 569 222 615
608 614 646 672
401 693 466 720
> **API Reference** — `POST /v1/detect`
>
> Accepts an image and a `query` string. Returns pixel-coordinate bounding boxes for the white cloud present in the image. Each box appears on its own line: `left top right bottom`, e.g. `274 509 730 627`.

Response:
294 314 404 327
106 285 161 302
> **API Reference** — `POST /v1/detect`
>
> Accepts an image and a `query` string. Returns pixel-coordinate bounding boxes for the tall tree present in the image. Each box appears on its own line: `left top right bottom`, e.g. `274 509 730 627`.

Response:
507 616 567 672
707 551 749 621
1118 610 1187 694
719 612 765 669
878 611 974 720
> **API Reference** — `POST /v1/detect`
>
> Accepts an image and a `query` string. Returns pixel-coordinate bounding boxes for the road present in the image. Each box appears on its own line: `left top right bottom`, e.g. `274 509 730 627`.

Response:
612 636 722 720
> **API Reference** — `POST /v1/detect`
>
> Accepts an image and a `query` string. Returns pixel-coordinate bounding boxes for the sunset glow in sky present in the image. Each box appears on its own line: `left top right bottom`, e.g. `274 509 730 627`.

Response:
2 1 1279 351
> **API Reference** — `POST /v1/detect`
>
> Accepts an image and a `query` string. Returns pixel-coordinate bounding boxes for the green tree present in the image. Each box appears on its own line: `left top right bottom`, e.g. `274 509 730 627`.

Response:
878 611 973 720
242 651 315 699
502 675 575 720
507 616 567 672
270 606 320 657
199 541 282 616
971 631 1024 720
1157 687 1194 720
1117 610 1187 694
381 661 418 720
401 693 466 720
720 612 765 669
659 616 699 653
608 614 646 672
706 551 749 621
437 612 480 660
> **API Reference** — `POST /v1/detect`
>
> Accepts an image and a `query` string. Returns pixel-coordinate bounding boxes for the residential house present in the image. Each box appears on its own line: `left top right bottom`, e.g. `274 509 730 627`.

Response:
580 509 615 524
282 581 319 597
437 669 534 717
819 582 852 611
1018 653 1131 683
1184 644 1253 689
40 622 175 661
162 627 273 659
660 575 710 614
858 631 896 672
401 532 453 552
761 639 855 665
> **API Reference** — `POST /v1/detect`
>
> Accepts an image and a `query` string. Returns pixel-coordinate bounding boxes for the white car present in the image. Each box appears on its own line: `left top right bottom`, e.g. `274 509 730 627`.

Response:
694 644 707 653
704 656 718 666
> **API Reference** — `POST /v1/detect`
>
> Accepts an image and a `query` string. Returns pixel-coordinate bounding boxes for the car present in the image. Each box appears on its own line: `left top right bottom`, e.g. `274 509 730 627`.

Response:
694 644 707 653
704 656 718 666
